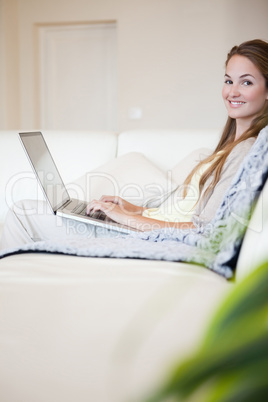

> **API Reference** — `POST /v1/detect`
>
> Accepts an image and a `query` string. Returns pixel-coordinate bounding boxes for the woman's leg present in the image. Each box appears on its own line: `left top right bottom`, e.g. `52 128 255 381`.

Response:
0 199 122 250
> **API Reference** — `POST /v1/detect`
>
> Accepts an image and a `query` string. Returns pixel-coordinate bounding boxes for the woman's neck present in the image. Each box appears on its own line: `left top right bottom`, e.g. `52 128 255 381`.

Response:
235 119 252 140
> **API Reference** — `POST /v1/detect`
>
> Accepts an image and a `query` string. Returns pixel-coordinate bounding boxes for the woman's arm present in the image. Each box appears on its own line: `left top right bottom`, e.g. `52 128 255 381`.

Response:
86 196 195 232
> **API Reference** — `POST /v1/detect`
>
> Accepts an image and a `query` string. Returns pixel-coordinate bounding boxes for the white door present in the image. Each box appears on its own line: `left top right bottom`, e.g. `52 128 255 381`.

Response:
39 22 117 130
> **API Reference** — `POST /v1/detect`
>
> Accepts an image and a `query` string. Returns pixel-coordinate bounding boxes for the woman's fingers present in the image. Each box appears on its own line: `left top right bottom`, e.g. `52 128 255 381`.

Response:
86 200 114 215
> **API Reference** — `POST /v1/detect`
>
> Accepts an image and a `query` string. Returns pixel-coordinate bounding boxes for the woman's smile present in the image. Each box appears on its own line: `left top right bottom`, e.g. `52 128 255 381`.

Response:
228 100 246 107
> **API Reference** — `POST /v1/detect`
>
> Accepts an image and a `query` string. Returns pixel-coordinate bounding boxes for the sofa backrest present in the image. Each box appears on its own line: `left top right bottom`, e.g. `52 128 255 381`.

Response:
117 129 220 171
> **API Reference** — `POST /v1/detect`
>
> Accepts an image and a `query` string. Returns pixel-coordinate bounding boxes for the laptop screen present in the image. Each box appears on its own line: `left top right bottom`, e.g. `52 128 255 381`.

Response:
19 132 70 213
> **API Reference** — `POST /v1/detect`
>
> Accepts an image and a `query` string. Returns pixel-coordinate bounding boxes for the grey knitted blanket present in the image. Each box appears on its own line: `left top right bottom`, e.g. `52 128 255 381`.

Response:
1 126 268 279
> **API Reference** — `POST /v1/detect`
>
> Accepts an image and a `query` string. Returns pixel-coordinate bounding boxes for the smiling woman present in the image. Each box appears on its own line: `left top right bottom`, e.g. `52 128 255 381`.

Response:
0 39 268 249
181 39 268 211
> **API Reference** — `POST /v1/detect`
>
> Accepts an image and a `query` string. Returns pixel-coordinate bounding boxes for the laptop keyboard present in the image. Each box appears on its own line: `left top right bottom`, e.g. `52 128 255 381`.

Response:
71 202 107 221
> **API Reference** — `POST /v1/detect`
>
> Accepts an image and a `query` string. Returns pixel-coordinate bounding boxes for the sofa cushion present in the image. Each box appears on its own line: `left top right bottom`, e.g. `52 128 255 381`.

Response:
0 253 230 402
67 148 213 208
67 152 177 206
171 147 212 185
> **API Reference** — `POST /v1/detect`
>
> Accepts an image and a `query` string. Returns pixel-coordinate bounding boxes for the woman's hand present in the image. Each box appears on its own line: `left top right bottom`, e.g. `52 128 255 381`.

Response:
86 196 145 228
88 196 144 215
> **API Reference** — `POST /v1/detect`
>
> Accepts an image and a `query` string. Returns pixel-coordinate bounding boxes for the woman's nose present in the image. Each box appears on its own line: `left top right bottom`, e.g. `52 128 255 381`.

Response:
229 84 240 97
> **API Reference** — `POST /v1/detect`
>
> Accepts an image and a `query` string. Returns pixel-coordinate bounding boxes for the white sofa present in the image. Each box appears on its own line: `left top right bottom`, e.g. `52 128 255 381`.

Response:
0 129 267 402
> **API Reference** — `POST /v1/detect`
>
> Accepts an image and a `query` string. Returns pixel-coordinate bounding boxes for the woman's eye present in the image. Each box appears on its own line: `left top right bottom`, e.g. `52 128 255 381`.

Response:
243 80 253 86
224 79 233 85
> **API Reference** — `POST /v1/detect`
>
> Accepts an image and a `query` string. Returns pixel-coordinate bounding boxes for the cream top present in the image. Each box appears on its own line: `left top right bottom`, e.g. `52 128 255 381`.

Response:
142 158 214 222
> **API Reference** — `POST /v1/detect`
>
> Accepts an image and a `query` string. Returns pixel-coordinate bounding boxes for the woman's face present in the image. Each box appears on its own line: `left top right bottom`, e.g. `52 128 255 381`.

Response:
222 55 268 127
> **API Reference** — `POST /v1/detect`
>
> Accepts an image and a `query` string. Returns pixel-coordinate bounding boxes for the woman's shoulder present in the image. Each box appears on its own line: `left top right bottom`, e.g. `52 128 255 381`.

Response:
231 137 256 156
224 137 256 168
237 136 256 148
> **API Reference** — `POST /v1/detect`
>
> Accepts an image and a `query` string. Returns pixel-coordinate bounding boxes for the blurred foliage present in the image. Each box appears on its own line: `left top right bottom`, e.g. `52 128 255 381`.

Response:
146 260 268 402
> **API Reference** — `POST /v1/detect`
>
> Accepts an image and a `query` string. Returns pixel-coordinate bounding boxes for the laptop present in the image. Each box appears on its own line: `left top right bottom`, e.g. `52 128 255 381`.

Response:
19 131 140 234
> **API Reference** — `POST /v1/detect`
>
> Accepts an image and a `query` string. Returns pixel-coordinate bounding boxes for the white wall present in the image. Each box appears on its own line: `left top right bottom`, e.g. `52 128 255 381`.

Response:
0 0 5 128
0 0 20 129
1 0 268 132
